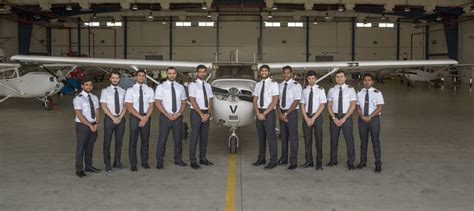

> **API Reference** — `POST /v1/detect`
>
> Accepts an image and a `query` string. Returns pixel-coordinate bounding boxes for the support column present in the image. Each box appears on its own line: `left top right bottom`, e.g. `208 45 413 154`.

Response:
305 16 310 62
351 17 356 61
169 16 173 61
123 16 128 59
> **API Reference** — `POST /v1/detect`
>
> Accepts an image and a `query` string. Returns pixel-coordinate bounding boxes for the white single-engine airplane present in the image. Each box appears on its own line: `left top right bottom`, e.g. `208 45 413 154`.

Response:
10 55 457 153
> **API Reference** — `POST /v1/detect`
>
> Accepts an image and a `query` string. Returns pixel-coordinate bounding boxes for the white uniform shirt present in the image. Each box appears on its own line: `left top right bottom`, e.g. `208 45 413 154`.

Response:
73 91 99 123
155 80 187 114
188 78 213 110
252 77 279 109
300 84 327 115
279 78 302 110
100 85 126 116
327 83 357 114
125 83 155 114
356 87 385 115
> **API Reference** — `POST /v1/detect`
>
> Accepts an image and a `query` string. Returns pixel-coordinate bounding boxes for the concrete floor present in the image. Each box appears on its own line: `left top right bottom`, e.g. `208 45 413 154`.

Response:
0 81 473 210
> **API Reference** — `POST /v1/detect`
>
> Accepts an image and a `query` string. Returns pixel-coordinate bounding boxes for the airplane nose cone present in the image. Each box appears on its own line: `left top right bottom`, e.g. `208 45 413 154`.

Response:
49 76 55 82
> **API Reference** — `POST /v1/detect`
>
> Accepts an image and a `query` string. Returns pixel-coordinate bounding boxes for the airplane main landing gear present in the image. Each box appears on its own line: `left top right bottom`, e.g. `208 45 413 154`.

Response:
38 96 53 110
228 128 239 154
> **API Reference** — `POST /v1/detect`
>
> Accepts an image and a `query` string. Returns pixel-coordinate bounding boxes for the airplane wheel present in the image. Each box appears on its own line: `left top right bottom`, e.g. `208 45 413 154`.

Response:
182 122 189 139
42 98 53 110
229 136 238 154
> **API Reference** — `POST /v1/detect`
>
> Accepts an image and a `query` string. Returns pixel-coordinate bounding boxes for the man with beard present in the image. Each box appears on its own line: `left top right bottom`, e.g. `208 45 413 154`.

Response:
252 64 279 170
155 67 188 169
100 71 127 172
73 78 101 177
188 64 214 169
125 69 155 171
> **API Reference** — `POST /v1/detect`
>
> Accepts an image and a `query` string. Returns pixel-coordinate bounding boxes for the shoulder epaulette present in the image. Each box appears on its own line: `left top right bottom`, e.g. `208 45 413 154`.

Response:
293 81 298 84
348 85 352 88
374 89 379 93
78 94 83 97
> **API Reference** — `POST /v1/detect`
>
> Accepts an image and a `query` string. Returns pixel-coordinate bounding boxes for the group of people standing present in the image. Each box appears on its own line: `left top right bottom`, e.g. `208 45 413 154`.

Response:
72 64 384 178
73 65 213 178
251 65 384 173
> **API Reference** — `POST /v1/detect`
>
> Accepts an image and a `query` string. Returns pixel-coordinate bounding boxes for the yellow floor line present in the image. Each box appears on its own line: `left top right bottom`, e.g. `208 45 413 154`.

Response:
225 154 237 211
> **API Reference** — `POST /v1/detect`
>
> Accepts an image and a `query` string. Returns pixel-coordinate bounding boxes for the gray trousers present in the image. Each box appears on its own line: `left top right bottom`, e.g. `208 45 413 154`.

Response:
75 122 97 171
129 115 151 167
256 109 278 163
358 116 382 165
279 109 298 165
329 115 355 164
156 114 183 163
103 116 125 167
189 109 210 162
302 114 324 164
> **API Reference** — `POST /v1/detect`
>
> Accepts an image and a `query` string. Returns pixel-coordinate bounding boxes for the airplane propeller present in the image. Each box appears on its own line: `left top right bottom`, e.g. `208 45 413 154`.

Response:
41 65 76 91
212 86 253 102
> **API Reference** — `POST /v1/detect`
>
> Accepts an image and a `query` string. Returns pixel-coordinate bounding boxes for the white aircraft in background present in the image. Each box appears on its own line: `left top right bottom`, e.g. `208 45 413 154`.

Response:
10 55 457 153
397 66 469 87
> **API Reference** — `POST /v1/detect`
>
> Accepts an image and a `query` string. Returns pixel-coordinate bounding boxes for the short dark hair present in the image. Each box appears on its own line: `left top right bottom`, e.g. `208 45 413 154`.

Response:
109 70 121 78
306 70 318 79
259 64 270 71
196 64 207 71
282 65 292 72
136 69 146 76
81 77 94 85
166 66 176 72
362 73 374 80
335 70 346 76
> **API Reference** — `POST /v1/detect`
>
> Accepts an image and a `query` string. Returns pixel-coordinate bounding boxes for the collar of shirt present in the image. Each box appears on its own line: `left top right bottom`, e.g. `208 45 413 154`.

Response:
80 90 89 96
109 85 120 90
261 77 272 83
195 78 205 84
165 80 178 85
283 78 293 85
307 84 319 89
134 83 146 88
362 87 374 92
337 83 347 89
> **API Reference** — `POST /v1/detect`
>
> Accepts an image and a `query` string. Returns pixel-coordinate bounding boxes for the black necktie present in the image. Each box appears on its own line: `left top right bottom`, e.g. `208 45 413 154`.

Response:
364 90 369 116
281 82 288 108
139 85 144 115
88 94 95 119
337 87 343 118
307 87 313 115
114 88 120 115
202 82 208 108
259 80 265 108
171 82 177 113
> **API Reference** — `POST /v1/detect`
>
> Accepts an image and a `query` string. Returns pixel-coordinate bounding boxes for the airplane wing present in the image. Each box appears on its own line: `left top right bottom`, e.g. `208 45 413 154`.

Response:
260 60 458 73
10 55 212 73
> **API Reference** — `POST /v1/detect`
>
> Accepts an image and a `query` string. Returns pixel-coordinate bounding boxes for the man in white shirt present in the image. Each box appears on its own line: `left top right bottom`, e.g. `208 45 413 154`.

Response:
125 69 155 171
155 67 188 169
326 70 357 170
356 73 384 173
188 65 214 169
73 78 100 178
100 71 127 172
300 71 327 171
252 64 279 170
277 66 302 170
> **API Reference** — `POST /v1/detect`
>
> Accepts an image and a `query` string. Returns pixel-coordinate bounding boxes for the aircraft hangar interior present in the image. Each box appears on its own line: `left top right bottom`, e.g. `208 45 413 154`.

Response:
0 0 473 210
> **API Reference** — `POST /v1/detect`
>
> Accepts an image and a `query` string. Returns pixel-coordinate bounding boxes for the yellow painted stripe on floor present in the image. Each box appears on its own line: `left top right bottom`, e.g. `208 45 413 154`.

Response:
225 154 237 211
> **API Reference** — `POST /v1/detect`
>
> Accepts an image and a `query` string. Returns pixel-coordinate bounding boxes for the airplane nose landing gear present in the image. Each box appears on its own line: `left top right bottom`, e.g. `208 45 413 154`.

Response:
228 128 239 154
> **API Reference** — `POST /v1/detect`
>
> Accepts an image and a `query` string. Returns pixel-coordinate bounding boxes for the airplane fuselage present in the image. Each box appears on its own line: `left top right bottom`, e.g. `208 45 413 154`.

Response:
0 71 63 98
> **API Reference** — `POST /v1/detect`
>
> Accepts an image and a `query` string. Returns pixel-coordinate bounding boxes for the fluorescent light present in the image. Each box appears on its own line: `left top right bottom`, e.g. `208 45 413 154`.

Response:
107 21 122 27
85 22 100 27
288 22 303 27
356 22 372 28
198 22 214 27
176 21 192 27
378 23 394 28
264 22 280 27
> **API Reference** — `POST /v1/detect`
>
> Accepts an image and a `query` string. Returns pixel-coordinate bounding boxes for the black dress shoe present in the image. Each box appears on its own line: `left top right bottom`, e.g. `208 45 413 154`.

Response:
190 162 201 169
356 163 366 169
326 161 338 167
156 163 164 170
175 160 188 167
90 166 101 171
199 159 214 166
277 160 288 166
348 164 355 170
105 166 112 173
316 163 323 171
85 168 99 173
287 164 297 170
113 162 125 169
264 162 278 170
252 160 266 166
375 165 382 173
142 163 151 169
131 166 138 171
300 162 314 168
76 171 87 178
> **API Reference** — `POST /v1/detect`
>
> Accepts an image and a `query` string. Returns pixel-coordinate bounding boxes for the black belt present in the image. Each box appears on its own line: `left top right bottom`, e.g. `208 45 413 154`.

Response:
191 109 208 113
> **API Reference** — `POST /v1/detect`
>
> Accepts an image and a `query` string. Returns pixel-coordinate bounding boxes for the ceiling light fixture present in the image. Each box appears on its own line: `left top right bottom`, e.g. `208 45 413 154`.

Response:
131 4 138 11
